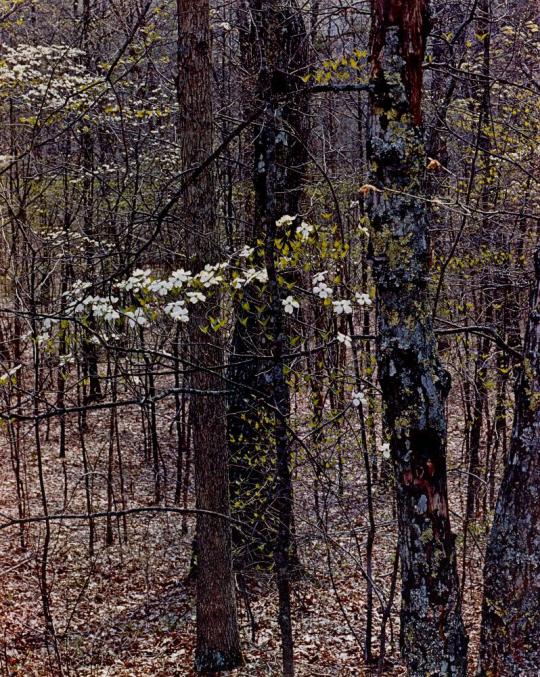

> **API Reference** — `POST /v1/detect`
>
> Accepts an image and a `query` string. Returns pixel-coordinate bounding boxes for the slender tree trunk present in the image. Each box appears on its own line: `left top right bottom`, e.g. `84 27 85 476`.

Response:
465 0 492 524
176 1 243 671
479 243 540 675
366 1 468 673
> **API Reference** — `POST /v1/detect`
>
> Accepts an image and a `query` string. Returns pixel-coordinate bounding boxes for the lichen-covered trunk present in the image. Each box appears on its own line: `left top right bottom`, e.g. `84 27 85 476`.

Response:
367 1 468 674
176 0 242 671
479 244 540 676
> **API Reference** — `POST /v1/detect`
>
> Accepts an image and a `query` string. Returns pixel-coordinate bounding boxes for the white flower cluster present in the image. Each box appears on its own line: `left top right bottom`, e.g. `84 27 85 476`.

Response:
352 389 367 407
148 278 177 296
117 269 153 293
117 268 192 295
0 44 104 111
60 254 371 331
242 267 269 285
198 263 224 287
312 272 333 299
332 299 353 315
164 301 189 323
64 261 229 329
43 317 58 331
214 21 232 31
96 162 118 175
275 214 314 240
276 214 296 228
67 279 92 297
124 308 148 327
43 229 111 255
187 291 206 304
87 296 120 321
64 281 122 322
153 146 183 172
381 442 391 459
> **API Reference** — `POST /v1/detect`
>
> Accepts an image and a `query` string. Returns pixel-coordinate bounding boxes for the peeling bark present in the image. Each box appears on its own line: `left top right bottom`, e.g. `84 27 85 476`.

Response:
367 1 468 674
371 0 430 124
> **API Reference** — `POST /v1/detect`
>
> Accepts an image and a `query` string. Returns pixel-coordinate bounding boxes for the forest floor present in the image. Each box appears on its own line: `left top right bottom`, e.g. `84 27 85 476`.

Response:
0 393 487 676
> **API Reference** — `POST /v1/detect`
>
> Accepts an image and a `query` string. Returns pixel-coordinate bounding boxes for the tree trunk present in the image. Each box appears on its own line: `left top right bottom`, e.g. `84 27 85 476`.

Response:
228 2 308 672
367 1 468 673
228 0 309 568
176 1 243 671
479 243 540 675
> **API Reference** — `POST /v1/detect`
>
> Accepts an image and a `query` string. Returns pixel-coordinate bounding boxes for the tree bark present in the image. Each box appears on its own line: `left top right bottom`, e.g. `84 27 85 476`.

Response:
227 2 308 672
228 0 309 568
367 1 468 674
479 243 540 676
176 0 243 671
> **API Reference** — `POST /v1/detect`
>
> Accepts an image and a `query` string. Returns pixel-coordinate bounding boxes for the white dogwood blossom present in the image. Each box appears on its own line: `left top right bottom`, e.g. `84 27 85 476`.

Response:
0 44 105 112
148 278 175 296
244 268 268 285
186 291 206 304
332 299 352 315
164 301 189 323
169 268 192 287
355 292 372 306
352 389 367 407
297 221 313 240
276 214 296 228
124 308 148 327
238 246 254 259
197 264 223 287
118 269 152 293
313 281 333 299
231 277 245 289
337 332 352 348
282 295 299 314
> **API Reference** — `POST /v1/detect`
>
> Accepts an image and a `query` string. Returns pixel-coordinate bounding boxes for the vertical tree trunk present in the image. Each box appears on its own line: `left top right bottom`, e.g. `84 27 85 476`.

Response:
228 3 308 672
479 243 540 675
228 0 309 568
465 0 492 524
367 1 468 674
176 1 243 671
79 0 103 408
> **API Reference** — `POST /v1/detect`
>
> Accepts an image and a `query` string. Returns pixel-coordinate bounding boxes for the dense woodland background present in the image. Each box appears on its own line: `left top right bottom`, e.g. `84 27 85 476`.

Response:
0 0 538 675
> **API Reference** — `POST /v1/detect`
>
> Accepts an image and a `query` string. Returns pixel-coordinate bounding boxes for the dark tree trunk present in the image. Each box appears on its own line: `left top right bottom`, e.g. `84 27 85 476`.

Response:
479 243 540 676
227 2 308 672
227 0 309 568
176 1 243 671
367 1 468 674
